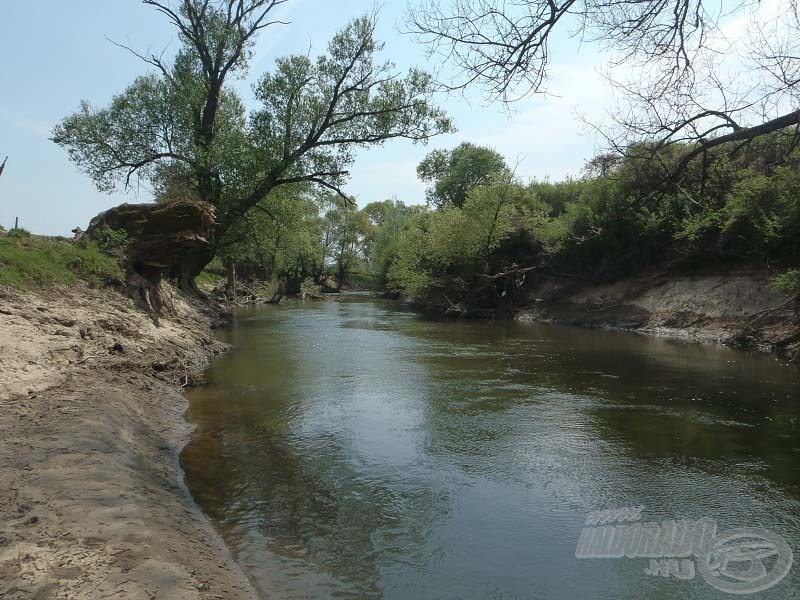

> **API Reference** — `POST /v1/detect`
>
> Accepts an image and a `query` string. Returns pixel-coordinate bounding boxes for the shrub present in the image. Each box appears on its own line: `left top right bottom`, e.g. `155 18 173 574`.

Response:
92 226 129 250
6 228 32 239
300 277 321 297
771 270 800 295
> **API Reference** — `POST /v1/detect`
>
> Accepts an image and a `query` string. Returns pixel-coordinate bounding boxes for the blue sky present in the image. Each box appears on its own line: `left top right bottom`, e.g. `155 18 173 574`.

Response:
0 0 612 235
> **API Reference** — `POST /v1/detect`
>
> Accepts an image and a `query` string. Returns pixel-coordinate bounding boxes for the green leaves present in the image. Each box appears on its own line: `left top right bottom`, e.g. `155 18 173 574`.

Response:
391 131 800 305
247 14 452 210
417 142 508 209
388 180 546 298
53 7 450 274
771 270 800 295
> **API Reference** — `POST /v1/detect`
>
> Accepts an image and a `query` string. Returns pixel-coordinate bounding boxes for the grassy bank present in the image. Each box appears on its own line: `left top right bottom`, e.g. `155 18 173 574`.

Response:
0 230 123 289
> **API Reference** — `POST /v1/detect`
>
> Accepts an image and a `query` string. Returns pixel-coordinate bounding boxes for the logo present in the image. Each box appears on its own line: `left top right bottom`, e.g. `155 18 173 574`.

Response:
575 507 793 594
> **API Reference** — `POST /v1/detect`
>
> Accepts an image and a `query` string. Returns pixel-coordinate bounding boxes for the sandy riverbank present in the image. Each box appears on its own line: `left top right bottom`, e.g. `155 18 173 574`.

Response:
516 264 799 357
0 283 257 599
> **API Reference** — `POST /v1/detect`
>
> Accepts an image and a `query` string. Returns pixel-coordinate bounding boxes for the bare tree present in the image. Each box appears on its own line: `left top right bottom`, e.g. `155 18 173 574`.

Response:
408 0 800 173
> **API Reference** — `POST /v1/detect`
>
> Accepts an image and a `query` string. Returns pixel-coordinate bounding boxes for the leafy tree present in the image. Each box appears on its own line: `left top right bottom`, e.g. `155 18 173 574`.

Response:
528 178 585 217
363 199 406 227
772 271 800 296
389 180 548 303
362 199 423 287
417 142 508 209
322 203 373 288
389 133 800 311
583 152 622 179
53 2 451 288
216 186 323 284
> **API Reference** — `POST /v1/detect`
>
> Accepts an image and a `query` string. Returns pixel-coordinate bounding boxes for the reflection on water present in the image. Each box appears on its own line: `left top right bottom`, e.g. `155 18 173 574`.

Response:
182 297 800 599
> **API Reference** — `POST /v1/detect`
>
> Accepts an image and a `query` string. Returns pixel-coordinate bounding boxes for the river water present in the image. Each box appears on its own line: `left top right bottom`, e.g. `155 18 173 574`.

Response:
183 296 800 599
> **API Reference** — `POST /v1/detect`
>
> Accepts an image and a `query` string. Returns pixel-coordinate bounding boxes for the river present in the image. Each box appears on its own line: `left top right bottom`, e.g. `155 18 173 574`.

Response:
183 296 800 599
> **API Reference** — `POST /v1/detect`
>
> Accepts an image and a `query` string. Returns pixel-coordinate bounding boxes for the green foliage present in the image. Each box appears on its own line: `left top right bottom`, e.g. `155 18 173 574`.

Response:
217 186 323 281
389 182 547 298
519 135 800 276
387 130 800 307
54 12 450 249
300 277 321 298
196 269 224 287
203 128 800 304
201 257 226 277
196 257 225 289
322 200 374 285
92 227 129 250
528 178 584 216
361 200 422 288
771 270 800 295
417 142 508 209
0 236 123 289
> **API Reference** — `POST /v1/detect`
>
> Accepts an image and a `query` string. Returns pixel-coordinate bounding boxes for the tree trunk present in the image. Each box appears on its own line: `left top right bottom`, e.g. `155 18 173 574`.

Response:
124 263 175 315
225 260 237 299
264 279 286 304
85 200 217 314
176 252 211 299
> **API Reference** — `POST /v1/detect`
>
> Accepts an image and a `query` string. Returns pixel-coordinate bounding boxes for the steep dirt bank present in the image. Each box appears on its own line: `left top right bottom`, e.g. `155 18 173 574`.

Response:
516 264 799 356
0 284 257 599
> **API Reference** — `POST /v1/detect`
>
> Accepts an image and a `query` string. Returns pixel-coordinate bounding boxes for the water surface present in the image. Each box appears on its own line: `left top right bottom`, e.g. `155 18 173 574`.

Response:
183 297 800 599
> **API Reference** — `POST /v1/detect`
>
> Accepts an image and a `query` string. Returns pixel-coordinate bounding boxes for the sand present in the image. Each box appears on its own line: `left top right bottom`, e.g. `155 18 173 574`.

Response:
0 283 258 599
516 264 798 354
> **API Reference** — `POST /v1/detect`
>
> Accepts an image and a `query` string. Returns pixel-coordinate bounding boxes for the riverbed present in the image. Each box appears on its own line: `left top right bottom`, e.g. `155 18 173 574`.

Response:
183 297 800 599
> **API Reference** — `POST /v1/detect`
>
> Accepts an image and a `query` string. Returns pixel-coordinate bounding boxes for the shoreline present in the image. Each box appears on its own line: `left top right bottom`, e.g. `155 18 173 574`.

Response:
393 264 798 361
0 283 258 599
0 267 795 597
513 265 799 359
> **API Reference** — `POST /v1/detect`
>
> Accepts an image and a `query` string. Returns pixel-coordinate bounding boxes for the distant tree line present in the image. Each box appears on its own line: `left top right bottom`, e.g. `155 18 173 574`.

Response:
376 136 800 312
51 1 800 310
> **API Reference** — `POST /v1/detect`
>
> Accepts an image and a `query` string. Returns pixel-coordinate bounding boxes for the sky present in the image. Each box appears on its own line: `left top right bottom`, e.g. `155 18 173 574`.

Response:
0 1 626 235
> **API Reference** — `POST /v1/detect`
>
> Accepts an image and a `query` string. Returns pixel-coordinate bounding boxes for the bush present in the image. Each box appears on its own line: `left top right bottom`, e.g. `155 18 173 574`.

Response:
771 270 800 295
300 277 321 297
92 227 129 250
389 182 548 299
6 228 32 239
0 236 123 289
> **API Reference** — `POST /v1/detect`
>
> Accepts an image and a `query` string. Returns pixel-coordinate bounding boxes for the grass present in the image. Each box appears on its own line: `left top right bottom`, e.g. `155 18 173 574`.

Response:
196 270 224 286
196 257 225 288
0 234 124 290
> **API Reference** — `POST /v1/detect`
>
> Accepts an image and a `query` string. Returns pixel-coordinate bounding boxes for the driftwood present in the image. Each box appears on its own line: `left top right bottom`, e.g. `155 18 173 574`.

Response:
478 265 539 281
737 293 798 334
210 279 268 305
